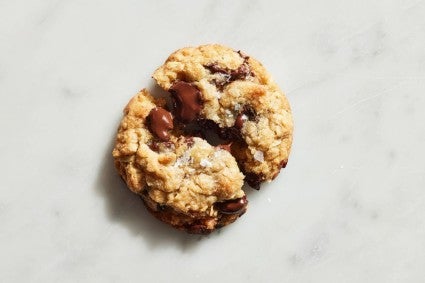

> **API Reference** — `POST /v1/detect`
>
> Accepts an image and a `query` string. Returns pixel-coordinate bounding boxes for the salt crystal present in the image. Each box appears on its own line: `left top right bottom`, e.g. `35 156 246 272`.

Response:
200 158 213 168
174 151 191 167
253 150 264 162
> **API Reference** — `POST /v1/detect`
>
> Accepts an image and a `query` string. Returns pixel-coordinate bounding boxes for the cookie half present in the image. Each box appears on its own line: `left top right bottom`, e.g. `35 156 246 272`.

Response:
153 44 293 189
112 90 247 234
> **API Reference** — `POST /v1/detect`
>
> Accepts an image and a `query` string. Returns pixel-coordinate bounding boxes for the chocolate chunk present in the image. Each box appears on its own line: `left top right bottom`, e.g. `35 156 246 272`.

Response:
149 142 159 151
149 140 173 152
216 143 232 152
212 76 232 91
187 224 210 235
169 81 202 122
204 63 228 74
245 173 263 190
235 113 248 129
204 56 252 90
230 63 250 81
197 119 219 130
147 107 174 141
215 196 248 214
243 105 257 121
219 126 241 141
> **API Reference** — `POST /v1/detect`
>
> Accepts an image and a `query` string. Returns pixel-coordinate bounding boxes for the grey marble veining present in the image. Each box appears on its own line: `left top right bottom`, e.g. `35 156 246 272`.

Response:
1 0 425 282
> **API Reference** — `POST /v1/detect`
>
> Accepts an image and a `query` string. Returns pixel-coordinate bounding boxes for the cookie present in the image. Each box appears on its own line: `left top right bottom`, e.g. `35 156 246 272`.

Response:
113 44 293 234
112 90 247 234
153 44 293 189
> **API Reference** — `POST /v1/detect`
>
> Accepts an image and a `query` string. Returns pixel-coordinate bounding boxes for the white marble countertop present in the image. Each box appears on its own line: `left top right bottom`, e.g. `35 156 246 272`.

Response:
1 0 425 282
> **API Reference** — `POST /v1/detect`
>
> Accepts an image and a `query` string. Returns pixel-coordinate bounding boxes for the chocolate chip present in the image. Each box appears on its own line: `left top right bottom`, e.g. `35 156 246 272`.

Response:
235 113 248 129
214 196 248 214
219 127 241 141
187 224 210 235
197 119 219 130
243 105 257 121
204 63 228 74
169 81 202 122
204 56 252 91
149 142 159 151
230 63 250 81
147 107 174 141
149 140 174 152
213 78 230 91
245 173 263 190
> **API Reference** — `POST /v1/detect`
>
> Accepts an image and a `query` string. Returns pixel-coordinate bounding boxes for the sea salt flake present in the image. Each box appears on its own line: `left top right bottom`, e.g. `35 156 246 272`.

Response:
253 150 264 162
174 151 191 167
200 158 213 168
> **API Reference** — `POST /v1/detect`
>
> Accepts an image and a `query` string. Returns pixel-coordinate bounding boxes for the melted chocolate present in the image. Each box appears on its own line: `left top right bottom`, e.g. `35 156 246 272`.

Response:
235 113 248 129
169 81 202 122
243 105 257 121
214 196 248 214
219 127 242 141
245 173 263 190
147 107 174 141
149 140 173 152
204 54 252 90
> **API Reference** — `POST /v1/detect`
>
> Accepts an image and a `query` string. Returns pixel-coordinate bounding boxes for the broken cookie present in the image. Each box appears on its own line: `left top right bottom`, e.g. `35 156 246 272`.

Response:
112 44 293 234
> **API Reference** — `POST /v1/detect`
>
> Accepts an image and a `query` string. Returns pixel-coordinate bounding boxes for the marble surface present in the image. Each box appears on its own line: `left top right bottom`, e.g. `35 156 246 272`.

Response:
1 0 425 282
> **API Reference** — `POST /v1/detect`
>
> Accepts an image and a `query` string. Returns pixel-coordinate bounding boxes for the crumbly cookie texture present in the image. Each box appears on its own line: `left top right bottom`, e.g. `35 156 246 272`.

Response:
112 89 246 234
153 44 293 188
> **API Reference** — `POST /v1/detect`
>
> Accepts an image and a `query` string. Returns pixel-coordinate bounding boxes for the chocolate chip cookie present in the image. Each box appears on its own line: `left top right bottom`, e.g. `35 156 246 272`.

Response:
112 44 292 234
153 44 293 189
112 90 247 234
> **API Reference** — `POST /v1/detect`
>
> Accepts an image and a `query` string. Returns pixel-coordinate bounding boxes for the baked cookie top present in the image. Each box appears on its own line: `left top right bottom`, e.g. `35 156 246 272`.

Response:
112 89 245 216
153 44 293 188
